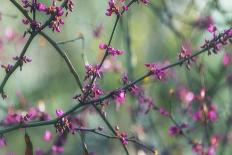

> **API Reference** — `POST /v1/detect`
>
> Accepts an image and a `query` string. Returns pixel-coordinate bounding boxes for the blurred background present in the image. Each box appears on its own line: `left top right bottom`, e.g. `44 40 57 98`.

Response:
0 0 232 154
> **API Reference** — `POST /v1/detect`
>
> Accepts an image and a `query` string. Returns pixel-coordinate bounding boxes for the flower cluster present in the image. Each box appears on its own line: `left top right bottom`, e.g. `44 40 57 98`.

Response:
112 89 126 105
46 1 65 32
3 107 50 125
84 64 102 80
13 56 32 70
22 18 42 30
105 0 128 16
54 109 72 134
115 126 128 145
168 123 188 136
21 0 74 32
99 43 124 56
121 74 154 113
21 0 46 12
83 83 104 99
43 130 53 142
178 43 195 69
1 64 13 73
64 0 74 14
192 104 218 122
192 135 219 155
201 26 232 55
222 52 232 66
145 63 166 80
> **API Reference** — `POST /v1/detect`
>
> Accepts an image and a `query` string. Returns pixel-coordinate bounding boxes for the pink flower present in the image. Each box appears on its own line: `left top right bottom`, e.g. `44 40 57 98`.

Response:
192 111 201 121
207 146 216 155
192 142 203 154
43 130 53 141
207 105 218 122
168 123 188 136
178 87 195 105
52 145 64 153
159 107 170 117
208 24 217 33
37 3 47 12
56 109 64 117
0 138 6 148
99 43 108 49
5 27 15 41
168 125 180 136
145 63 165 80
114 90 126 104
120 132 128 145
222 52 231 66
84 64 102 80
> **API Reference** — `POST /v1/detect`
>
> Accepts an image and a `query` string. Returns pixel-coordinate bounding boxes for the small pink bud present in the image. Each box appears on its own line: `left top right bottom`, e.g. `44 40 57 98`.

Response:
99 43 108 49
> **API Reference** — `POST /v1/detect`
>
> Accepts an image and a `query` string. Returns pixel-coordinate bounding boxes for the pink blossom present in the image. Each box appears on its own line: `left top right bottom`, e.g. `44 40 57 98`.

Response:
168 125 180 136
222 53 231 66
192 142 203 154
43 130 53 141
145 63 165 80
207 105 218 122
178 87 195 105
52 145 64 153
99 43 108 49
5 27 15 41
208 24 217 33
114 90 126 104
56 109 64 117
0 138 6 148
37 3 47 12
159 107 170 117
207 146 216 155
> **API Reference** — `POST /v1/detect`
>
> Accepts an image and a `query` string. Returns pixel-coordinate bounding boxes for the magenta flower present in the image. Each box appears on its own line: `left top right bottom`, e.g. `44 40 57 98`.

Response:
159 107 170 117
37 3 47 12
83 83 103 98
56 109 64 117
207 105 218 122
222 52 232 66
106 0 120 16
145 63 165 80
43 130 53 141
99 43 124 56
192 142 203 154
120 132 128 145
114 89 126 105
84 64 102 80
178 41 194 69
178 87 195 105
52 145 64 153
168 123 188 136
5 27 16 41
99 43 108 49
168 125 180 136
0 137 6 148
1 64 13 73
55 109 72 133
208 24 217 33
